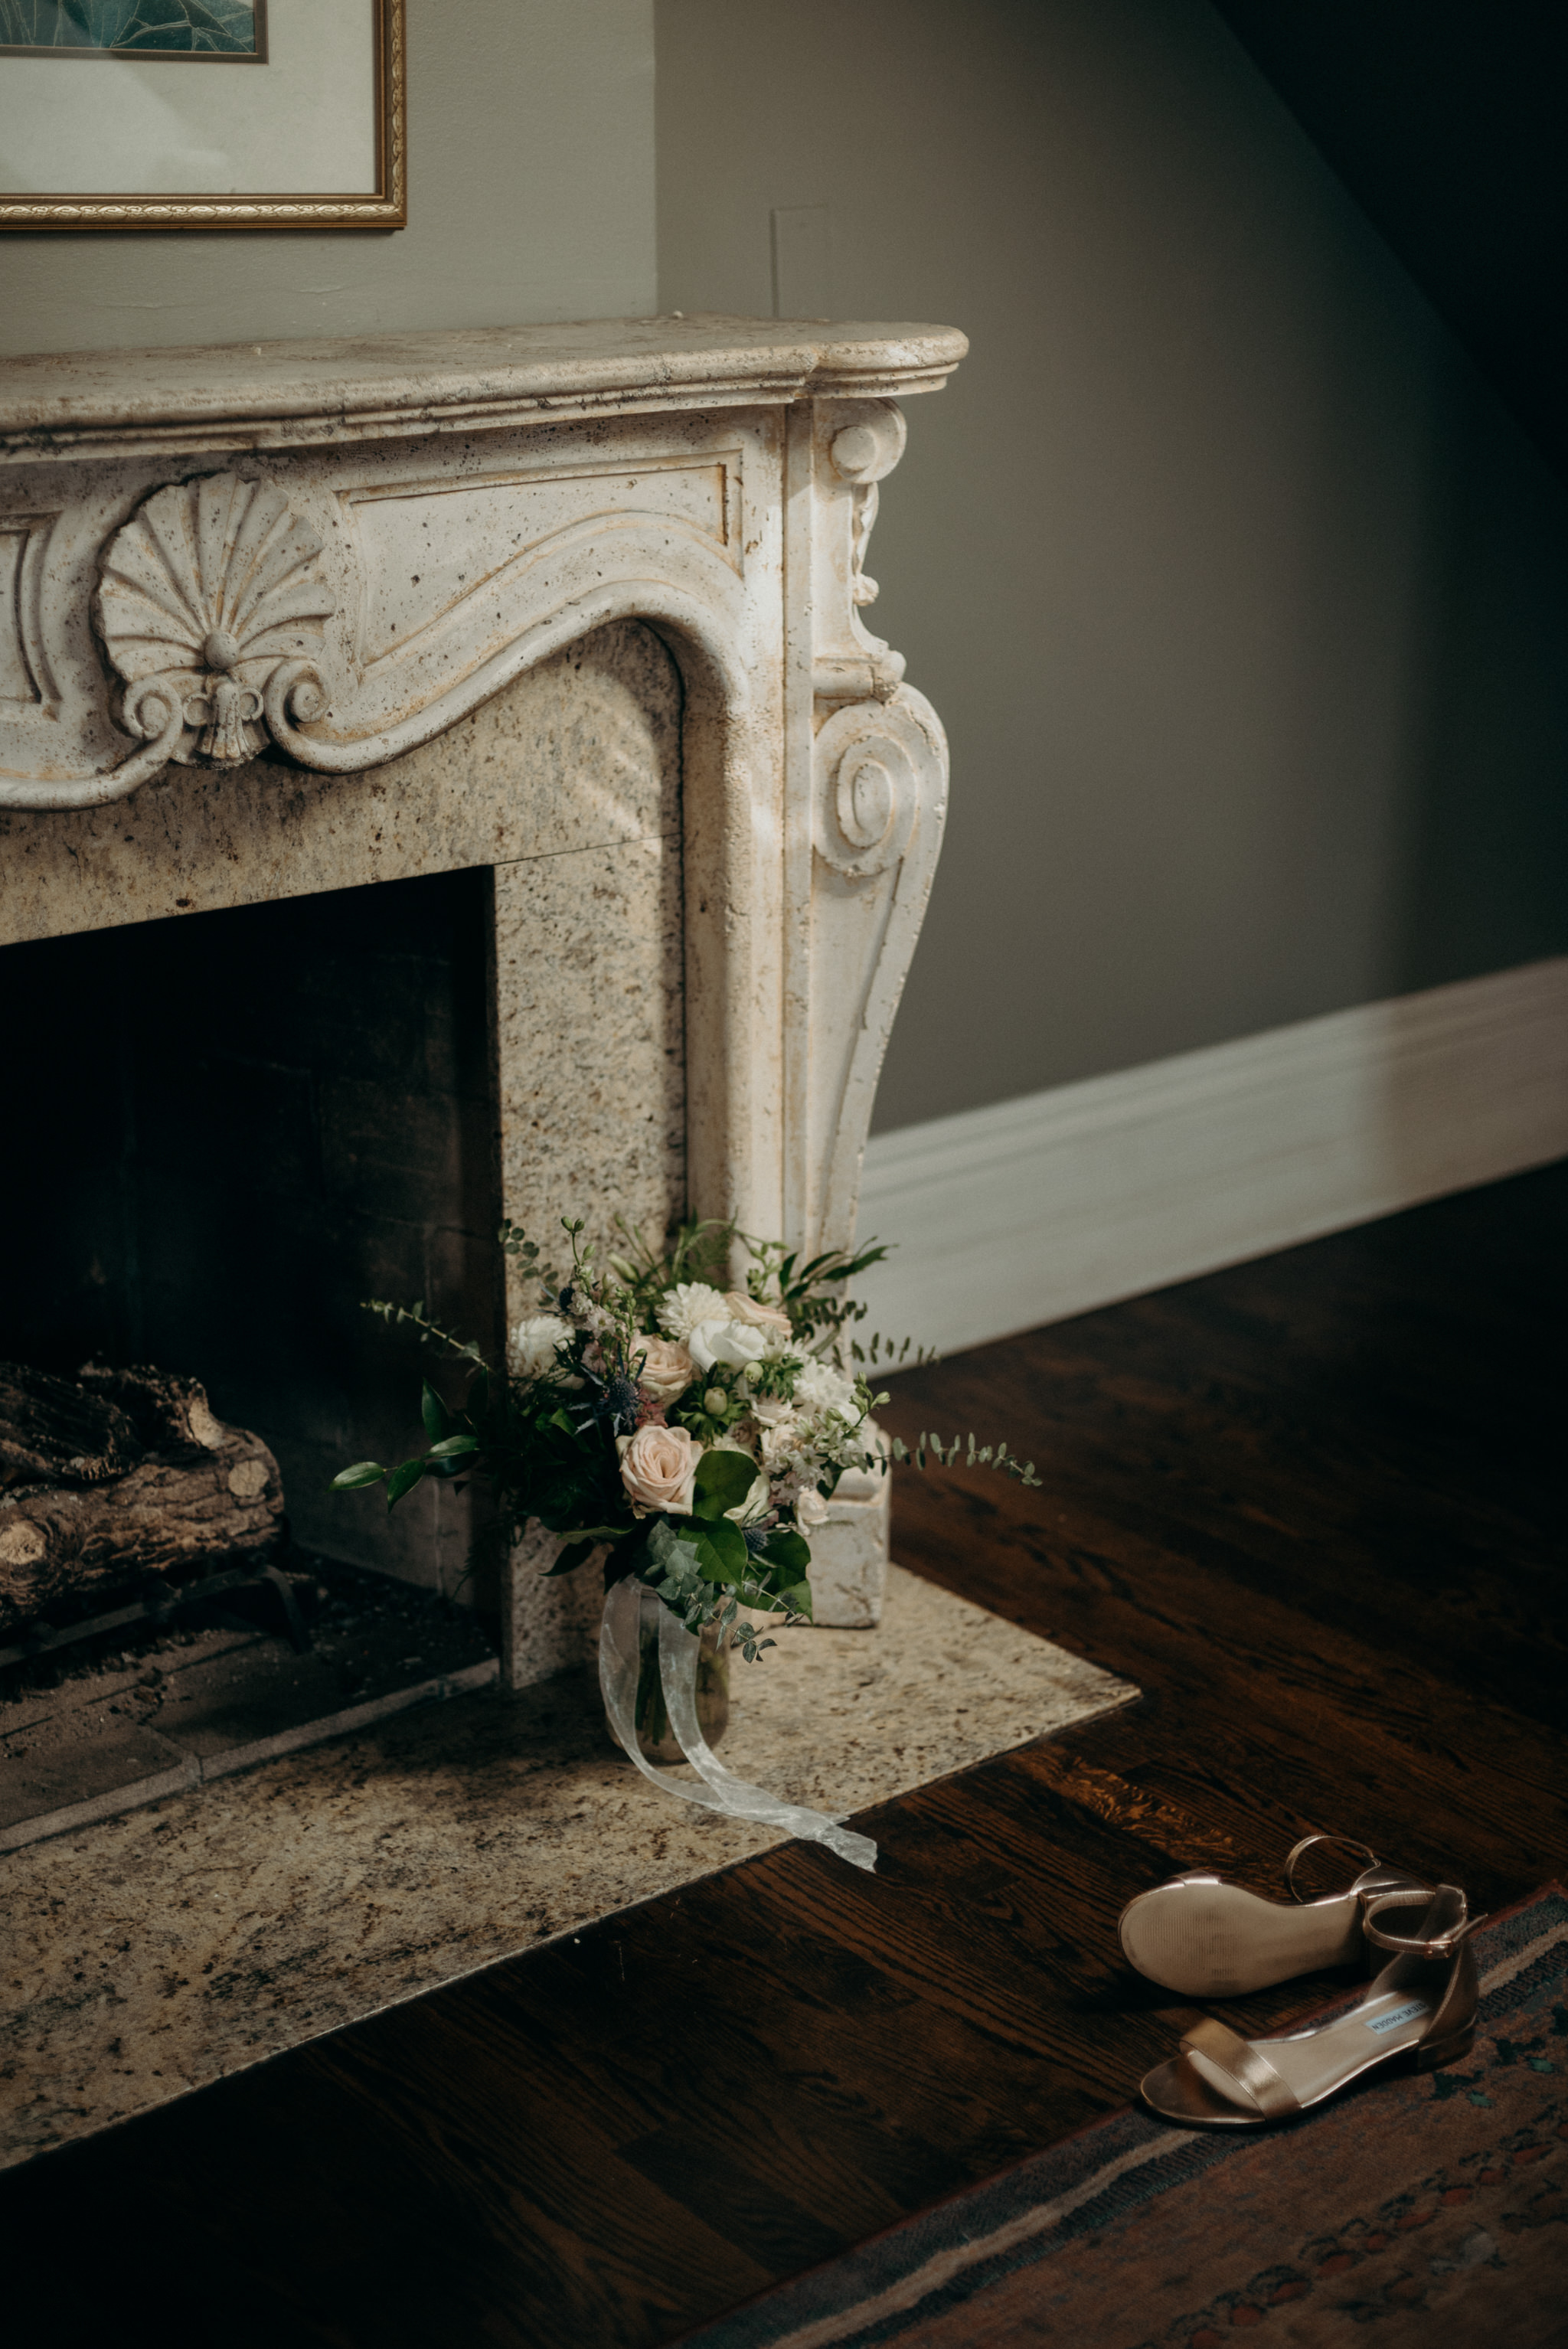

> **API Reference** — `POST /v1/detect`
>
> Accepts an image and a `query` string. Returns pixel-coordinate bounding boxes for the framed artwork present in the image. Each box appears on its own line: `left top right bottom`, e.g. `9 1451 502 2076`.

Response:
0 0 405 229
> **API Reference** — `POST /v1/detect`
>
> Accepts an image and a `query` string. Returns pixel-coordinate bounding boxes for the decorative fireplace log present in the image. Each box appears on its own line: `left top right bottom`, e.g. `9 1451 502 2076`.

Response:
0 1361 285 1635
76 1361 234 1461
0 1362 143 1488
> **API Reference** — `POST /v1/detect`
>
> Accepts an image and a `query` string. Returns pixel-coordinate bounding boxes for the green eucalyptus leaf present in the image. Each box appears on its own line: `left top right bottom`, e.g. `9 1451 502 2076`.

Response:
648 1519 703 1580
330 1460 387 1491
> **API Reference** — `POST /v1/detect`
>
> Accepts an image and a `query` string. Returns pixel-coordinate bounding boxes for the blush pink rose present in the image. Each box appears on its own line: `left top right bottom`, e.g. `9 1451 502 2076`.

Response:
631 1333 696 1405
724 1289 794 1338
617 1423 703 1515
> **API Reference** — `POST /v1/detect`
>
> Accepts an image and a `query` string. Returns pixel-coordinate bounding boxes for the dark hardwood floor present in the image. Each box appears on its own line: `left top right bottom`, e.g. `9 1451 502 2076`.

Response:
4 1164 1563 2347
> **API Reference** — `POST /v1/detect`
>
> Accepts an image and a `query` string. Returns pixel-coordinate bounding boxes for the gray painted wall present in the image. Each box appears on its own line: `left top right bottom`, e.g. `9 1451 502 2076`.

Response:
0 0 656 354
658 0 1568 1132
4 0 1563 1144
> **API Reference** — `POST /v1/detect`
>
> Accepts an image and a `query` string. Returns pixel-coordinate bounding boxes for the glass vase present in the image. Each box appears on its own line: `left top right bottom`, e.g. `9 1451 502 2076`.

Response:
629 1581 731 1765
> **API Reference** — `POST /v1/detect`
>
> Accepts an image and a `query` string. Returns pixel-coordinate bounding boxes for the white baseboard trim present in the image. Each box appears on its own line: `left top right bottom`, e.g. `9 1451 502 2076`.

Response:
855 957 1568 1358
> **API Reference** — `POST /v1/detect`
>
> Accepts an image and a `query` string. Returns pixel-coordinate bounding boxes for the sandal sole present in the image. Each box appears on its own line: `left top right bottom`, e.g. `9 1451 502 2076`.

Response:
1119 1880 1362 1997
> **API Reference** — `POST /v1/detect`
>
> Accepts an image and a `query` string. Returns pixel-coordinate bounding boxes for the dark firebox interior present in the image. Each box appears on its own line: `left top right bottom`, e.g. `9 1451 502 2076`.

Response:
1 866 503 1591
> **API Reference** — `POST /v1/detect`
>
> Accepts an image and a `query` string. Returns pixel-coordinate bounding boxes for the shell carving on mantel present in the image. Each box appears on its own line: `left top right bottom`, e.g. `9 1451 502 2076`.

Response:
94 473 336 767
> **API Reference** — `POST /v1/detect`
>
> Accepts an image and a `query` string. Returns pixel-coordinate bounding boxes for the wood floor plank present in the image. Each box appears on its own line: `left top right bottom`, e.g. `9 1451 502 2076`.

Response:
3 1163 1563 2347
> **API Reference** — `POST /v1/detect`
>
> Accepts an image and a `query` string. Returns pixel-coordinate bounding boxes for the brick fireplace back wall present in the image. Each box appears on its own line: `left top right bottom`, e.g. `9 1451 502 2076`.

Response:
2 867 504 1602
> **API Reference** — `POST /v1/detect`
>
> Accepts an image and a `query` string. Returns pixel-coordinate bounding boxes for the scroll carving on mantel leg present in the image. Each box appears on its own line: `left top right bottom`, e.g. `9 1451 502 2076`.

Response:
809 397 910 707
808 682 947 1256
798 397 949 1257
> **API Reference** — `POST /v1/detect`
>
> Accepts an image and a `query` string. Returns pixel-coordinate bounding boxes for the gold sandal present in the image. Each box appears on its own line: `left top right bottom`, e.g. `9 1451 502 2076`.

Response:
1138 1883 1486 2128
1118 1834 1432 1998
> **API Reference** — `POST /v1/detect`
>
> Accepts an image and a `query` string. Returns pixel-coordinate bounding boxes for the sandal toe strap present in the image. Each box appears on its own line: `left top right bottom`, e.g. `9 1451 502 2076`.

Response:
1179 2017 1301 2120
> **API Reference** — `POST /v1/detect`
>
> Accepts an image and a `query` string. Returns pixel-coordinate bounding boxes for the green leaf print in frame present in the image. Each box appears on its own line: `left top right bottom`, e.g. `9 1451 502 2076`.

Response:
0 1 266 58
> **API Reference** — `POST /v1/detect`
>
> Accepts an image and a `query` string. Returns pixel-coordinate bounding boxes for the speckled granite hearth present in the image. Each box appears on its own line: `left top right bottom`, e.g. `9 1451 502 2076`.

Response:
0 1567 1137 2168
0 1558 499 1855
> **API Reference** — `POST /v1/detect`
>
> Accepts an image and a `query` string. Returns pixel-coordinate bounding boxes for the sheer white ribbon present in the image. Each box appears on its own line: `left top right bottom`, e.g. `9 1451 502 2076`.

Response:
598 1575 877 1873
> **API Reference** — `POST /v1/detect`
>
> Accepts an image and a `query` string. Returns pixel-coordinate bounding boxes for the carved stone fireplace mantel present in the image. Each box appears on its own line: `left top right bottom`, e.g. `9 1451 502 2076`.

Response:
0 315 965 1678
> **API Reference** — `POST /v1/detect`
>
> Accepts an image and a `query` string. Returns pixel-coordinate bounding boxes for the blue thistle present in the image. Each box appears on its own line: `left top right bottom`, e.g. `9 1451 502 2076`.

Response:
567 1363 643 1437
602 1373 642 1431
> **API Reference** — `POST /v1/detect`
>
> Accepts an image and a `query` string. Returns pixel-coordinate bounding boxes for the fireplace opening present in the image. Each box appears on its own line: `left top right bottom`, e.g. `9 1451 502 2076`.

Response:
0 866 514 1843
2 864 505 1602
2 619 690 1838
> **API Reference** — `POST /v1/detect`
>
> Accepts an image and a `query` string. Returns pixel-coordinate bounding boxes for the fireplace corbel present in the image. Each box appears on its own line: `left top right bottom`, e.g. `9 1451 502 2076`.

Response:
0 316 965 1682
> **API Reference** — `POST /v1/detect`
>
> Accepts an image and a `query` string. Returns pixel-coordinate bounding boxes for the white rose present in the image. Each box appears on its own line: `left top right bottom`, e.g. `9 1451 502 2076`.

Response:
511 1312 575 1382
656 1282 730 1342
630 1334 695 1404
616 1423 703 1515
688 1317 769 1374
794 1486 830 1528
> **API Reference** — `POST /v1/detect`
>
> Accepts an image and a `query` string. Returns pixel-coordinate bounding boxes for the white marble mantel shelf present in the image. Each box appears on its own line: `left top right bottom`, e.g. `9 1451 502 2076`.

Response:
0 315 966 462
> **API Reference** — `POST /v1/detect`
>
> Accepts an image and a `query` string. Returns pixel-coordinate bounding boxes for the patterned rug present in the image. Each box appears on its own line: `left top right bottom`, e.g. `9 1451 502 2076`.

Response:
678 1886 1568 2349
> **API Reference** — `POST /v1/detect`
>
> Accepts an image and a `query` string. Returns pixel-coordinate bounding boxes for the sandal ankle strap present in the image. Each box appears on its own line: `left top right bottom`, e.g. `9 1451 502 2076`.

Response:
1362 1884 1487 1958
1284 1832 1380 1903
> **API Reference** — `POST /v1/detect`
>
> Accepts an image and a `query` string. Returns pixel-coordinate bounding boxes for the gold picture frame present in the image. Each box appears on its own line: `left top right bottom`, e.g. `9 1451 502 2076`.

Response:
0 0 405 231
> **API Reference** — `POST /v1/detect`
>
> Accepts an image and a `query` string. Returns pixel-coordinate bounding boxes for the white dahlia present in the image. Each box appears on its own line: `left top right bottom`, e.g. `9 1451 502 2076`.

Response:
793 1357 861 1423
655 1281 731 1342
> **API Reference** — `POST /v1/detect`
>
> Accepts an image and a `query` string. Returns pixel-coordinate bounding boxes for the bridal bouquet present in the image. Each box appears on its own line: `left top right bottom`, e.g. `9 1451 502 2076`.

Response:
333 1212 1039 1658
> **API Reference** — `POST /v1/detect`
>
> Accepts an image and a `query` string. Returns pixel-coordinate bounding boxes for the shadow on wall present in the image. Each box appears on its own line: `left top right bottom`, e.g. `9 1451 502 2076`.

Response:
655 0 1568 1131
1212 0 1568 486
1395 369 1568 992
1269 263 1568 1015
